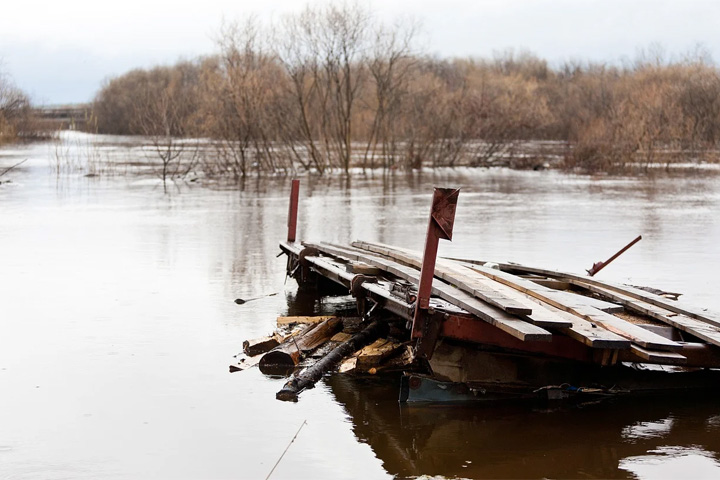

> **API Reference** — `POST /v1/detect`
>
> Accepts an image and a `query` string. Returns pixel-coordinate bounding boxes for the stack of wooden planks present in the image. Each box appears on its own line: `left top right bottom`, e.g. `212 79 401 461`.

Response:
295 240 720 368
230 314 412 376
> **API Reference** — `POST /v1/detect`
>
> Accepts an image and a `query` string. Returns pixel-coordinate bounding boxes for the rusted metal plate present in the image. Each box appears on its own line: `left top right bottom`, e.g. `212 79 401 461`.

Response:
431 188 459 240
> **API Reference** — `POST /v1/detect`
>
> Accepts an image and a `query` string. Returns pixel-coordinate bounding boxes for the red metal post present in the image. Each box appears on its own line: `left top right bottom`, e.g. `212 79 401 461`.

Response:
412 188 460 342
587 234 642 276
287 179 300 243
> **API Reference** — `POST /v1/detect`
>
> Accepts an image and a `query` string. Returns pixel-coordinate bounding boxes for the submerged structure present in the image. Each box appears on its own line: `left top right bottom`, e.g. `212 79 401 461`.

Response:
234 180 720 403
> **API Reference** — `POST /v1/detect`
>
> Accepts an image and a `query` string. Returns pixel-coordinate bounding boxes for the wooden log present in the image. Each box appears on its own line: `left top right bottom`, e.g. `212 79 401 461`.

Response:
243 334 282 357
259 317 342 373
277 315 336 326
276 320 387 401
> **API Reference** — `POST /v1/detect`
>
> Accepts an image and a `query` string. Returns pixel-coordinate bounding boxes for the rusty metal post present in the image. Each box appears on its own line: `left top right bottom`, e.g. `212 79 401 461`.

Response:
587 234 642 276
412 188 459 357
287 179 300 243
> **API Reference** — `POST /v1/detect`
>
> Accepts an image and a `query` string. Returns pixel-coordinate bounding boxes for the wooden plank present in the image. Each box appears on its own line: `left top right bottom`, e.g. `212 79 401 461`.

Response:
529 278 572 290
352 241 681 352
352 242 533 316
319 243 552 342
277 315 337 326
229 354 262 372
570 281 720 348
463 262 683 352
356 339 404 367
330 332 353 343
431 282 552 342
553 291 624 314
527 298 631 349
485 260 720 329
334 243 632 348
626 345 687 365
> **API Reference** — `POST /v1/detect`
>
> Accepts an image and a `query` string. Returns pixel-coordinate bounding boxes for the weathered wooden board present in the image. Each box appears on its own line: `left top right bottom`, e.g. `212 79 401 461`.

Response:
462 263 683 352
352 241 533 316
334 243 632 349
570 281 720 348
553 291 624 314
488 260 720 329
316 243 552 342
277 315 337 326
626 345 687 365
528 278 572 290
356 339 404 367
330 332 353 343
229 354 263 372
352 241 682 352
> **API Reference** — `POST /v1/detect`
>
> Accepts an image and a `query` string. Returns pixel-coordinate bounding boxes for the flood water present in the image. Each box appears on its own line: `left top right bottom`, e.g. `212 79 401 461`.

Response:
2 133 720 479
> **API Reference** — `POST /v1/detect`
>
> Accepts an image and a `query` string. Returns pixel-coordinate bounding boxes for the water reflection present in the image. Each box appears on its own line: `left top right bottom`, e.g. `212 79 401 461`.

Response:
2 136 720 479
327 375 720 479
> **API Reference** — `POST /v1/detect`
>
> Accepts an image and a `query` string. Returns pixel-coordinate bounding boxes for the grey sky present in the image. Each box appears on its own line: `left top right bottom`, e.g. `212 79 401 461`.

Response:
1 0 718 105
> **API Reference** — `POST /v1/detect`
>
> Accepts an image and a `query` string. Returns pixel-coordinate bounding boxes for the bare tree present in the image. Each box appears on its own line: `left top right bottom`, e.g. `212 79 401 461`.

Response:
132 65 200 192
0 68 32 144
275 1 372 174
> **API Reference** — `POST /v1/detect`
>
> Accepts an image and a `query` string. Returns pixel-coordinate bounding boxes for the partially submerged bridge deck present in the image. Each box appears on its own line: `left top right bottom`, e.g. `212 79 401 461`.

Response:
235 180 720 403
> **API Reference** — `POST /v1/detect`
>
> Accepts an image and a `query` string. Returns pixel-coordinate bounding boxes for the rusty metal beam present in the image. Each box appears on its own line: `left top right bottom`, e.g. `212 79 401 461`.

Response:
412 188 459 358
441 314 594 363
587 234 642 276
287 179 300 243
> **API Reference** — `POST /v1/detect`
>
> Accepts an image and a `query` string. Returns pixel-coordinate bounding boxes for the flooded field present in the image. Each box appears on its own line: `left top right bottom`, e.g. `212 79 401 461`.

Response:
1 134 720 479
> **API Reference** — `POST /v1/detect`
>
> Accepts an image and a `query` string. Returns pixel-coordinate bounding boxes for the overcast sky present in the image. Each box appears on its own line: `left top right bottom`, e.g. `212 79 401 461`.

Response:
1 0 718 105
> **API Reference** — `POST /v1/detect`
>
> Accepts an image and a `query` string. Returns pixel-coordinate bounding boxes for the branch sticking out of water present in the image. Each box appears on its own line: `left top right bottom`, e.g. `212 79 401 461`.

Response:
0 158 28 177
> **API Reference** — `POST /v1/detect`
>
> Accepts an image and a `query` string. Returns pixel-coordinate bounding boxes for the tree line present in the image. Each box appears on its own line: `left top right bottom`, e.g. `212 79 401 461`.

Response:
6 3 720 175
0 69 37 145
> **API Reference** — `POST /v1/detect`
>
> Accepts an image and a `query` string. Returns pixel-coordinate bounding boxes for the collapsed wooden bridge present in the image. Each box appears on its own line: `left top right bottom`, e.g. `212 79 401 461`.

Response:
233 181 720 402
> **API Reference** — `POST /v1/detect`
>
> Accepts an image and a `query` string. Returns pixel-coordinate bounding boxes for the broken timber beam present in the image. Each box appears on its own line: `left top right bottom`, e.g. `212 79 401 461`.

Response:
276 320 387 401
351 241 681 352
568 281 720 348
487 261 720 329
259 317 342 372
310 242 552 342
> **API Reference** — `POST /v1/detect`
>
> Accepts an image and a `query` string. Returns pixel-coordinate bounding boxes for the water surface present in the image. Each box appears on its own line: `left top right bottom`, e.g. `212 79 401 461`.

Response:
1 135 719 479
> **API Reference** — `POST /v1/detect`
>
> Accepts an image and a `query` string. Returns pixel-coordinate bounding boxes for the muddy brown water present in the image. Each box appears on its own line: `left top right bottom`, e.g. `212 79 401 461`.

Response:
1 133 720 479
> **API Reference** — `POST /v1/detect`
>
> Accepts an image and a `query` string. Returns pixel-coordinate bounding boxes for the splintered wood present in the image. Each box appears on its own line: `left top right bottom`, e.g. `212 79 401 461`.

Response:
277 315 337 326
339 340 408 373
